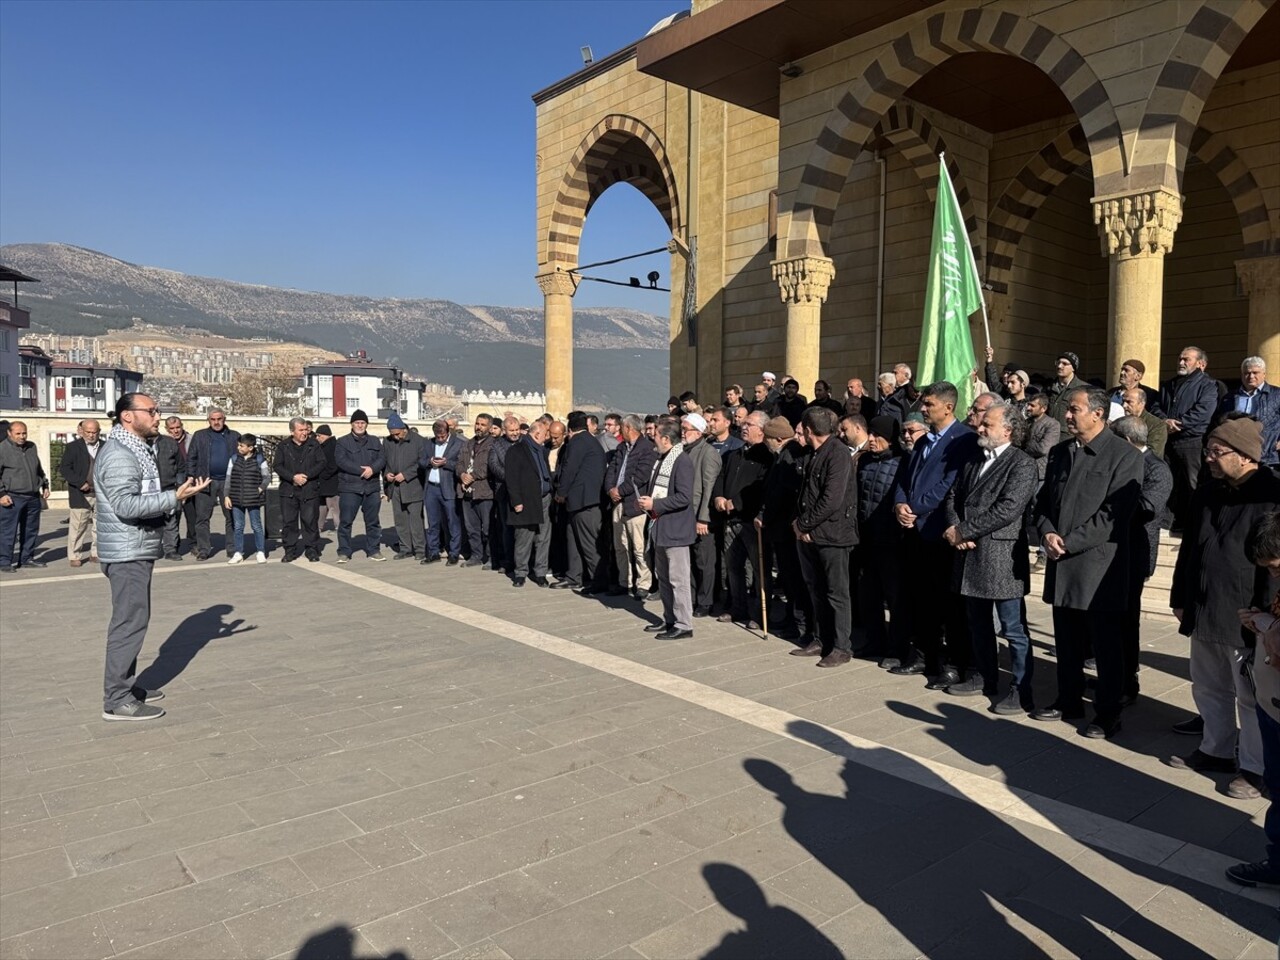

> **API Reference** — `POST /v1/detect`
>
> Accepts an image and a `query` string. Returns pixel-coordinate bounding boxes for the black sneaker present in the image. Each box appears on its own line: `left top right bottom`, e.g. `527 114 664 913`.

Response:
393 552 416 561
281 555 296 564
130 687 165 703
1173 716 1204 736
103 700 165 722
1226 860 1280 888
446 556 461 566
463 558 485 567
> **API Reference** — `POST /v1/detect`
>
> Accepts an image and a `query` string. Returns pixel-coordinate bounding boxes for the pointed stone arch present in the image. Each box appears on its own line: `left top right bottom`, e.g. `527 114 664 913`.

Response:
985 121 1275 292
1130 0 1275 193
782 7 1123 261
866 102 983 265
544 114 682 268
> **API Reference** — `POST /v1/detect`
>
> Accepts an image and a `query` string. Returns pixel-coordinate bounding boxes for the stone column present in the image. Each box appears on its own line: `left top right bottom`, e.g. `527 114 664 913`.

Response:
771 256 835 392
536 269 578 417
1093 188 1182 381
1236 256 1280 376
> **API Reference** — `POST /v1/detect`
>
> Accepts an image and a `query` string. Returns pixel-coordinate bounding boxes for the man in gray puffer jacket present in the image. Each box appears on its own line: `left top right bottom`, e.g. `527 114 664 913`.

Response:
95 394 208 721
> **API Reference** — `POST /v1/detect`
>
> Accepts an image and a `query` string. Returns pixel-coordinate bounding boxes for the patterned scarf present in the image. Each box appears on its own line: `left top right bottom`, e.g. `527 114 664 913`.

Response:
107 423 159 481
650 445 681 503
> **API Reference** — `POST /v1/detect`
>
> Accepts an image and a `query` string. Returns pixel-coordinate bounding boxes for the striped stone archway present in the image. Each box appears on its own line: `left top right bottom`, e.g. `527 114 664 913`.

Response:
544 114 682 268
985 122 1274 293
1130 0 1275 194
780 7 1123 261
866 102 983 265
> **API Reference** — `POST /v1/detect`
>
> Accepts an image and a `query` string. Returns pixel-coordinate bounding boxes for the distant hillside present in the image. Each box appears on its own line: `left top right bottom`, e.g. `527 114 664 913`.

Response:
1 243 670 410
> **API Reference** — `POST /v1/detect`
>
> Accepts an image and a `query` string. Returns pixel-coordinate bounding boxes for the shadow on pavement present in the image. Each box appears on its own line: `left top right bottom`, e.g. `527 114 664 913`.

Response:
135 604 256 689
734 719 1276 957
699 863 842 959
295 925 407 960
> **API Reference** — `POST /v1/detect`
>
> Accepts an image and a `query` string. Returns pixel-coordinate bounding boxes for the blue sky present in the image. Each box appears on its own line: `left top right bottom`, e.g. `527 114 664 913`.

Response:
0 0 682 311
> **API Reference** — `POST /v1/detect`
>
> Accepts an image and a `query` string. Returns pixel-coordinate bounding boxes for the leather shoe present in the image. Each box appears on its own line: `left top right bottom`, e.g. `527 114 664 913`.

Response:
878 657 901 671
512 577 526 588
945 676 987 697
817 650 851 668
531 576 549 587
549 580 578 590
717 613 735 623
1032 704 1085 722
693 607 712 619
1167 749 1236 773
421 554 440 564
656 628 693 640
446 556 461 566
992 690 1028 715
644 623 672 633
789 640 823 657
1172 716 1204 736
926 668 961 690
889 659 926 676
1082 720 1121 740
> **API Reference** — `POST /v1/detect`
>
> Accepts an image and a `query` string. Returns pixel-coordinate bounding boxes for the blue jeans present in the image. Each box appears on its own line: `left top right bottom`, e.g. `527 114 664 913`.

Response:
967 595 1034 701
232 506 264 555
338 489 382 558
1257 705 1280 869
424 483 462 558
0 493 42 567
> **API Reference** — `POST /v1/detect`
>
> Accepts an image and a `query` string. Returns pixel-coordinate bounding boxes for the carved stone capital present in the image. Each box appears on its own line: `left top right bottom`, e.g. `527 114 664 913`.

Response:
771 256 836 304
1092 188 1183 258
536 269 578 298
1236 255 1280 296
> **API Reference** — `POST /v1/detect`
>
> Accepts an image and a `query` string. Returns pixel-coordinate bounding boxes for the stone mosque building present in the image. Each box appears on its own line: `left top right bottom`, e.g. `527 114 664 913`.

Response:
532 0 1278 413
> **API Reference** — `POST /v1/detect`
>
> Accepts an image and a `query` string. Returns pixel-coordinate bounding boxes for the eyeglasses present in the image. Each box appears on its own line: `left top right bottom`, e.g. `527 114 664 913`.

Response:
131 406 160 416
1204 446 1238 461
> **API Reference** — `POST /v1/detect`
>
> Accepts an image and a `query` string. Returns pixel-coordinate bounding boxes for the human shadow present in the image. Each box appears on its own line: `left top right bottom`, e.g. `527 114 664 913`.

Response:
739 719 1275 957
134 604 256 689
699 863 841 959
294 925 408 960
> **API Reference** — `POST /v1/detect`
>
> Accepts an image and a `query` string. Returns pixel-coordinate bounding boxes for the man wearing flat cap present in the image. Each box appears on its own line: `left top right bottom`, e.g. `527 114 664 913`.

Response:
382 412 427 561
1109 359 1161 420
1168 415 1280 799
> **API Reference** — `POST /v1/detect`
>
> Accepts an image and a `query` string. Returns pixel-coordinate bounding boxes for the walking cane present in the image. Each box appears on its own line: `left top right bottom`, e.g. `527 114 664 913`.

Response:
755 523 769 641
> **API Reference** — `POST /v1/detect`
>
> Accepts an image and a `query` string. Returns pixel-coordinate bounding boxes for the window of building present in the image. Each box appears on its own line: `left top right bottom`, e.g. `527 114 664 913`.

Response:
95 378 106 393
0 374 9 396
0 330 10 351
71 375 91 390
346 397 360 415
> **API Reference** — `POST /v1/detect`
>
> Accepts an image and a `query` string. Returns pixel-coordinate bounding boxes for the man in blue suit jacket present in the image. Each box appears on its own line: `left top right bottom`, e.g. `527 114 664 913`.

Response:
892 381 979 686
420 419 464 563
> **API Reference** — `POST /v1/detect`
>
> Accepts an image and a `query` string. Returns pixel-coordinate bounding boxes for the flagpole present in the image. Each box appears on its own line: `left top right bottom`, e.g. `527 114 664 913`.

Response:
939 152 991 353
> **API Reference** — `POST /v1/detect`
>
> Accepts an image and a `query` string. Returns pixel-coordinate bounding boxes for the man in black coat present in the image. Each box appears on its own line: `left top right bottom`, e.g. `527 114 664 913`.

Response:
504 419 553 587
1168 416 1280 799
942 403 1039 713
313 425 340 534
552 412 609 594
1111 415 1173 708
1160 346 1220 531
275 417 326 563
790 407 858 668
155 418 188 560
712 410 773 626
757 417 812 640
1033 387 1143 739
59 419 102 566
775 379 810 428
186 409 241 560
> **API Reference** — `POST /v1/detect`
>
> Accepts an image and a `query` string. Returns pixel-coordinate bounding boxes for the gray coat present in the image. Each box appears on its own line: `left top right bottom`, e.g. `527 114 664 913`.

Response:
1133 448 1173 581
93 439 178 563
684 438 722 525
382 432 426 504
1021 414 1060 481
944 446 1038 600
0 438 48 497
1034 429 1143 613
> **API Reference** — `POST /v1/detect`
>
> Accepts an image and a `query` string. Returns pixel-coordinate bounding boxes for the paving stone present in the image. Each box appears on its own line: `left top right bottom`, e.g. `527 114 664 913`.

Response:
291 840 375 888
524 825 698 897
236 769 401 826
41 760 210 817
139 764 305 822
0 914 113 960
0 847 75 896
0 756 122 802
0 794 49 830
65 802 257 875
177 809 363 881
0 799 150 860
113 922 248 960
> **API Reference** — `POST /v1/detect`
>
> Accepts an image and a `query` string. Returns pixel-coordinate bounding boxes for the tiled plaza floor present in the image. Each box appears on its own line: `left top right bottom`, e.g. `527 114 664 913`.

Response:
1 507 1276 959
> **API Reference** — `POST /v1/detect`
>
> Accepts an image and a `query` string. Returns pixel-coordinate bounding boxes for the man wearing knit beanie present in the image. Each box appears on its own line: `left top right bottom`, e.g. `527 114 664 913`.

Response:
1168 413 1280 799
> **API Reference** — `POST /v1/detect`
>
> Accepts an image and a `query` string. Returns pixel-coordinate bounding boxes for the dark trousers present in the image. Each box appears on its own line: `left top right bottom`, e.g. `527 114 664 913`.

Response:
1122 579 1146 699
424 484 462 559
725 520 761 623
463 498 493 562
195 480 234 556
1053 606 1124 725
859 539 906 658
389 495 426 557
968 595 1034 701
338 489 382 557
1165 433 1202 530
512 494 552 578
565 506 605 587
103 560 153 710
769 532 812 636
549 502 570 578
798 542 852 655
902 530 970 675
492 488 513 571
0 493 41 566
691 528 717 610
1257 706 1280 870
280 495 320 559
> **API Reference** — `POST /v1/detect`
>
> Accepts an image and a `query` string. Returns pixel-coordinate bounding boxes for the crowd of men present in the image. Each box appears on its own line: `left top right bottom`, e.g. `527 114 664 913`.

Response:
3 345 1279 887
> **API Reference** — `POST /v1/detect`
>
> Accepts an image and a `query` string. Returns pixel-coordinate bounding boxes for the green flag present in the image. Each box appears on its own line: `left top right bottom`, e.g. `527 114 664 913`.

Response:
917 154 984 413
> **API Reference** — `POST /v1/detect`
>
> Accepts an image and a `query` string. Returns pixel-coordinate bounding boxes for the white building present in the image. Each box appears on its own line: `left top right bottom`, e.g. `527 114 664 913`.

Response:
17 345 52 410
48 361 144 414
304 354 413 422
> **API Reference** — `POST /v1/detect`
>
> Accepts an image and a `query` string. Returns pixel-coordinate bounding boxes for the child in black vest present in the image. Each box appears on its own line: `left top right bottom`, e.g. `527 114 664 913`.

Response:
223 434 270 564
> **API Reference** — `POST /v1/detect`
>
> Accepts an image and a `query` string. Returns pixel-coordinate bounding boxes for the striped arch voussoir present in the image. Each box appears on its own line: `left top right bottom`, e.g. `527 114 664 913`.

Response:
785 7 1121 260
869 102 984 267
546 115 682 267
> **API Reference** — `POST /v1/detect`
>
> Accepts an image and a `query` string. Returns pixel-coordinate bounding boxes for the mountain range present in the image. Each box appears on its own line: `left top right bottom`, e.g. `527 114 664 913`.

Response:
0 243 671 411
